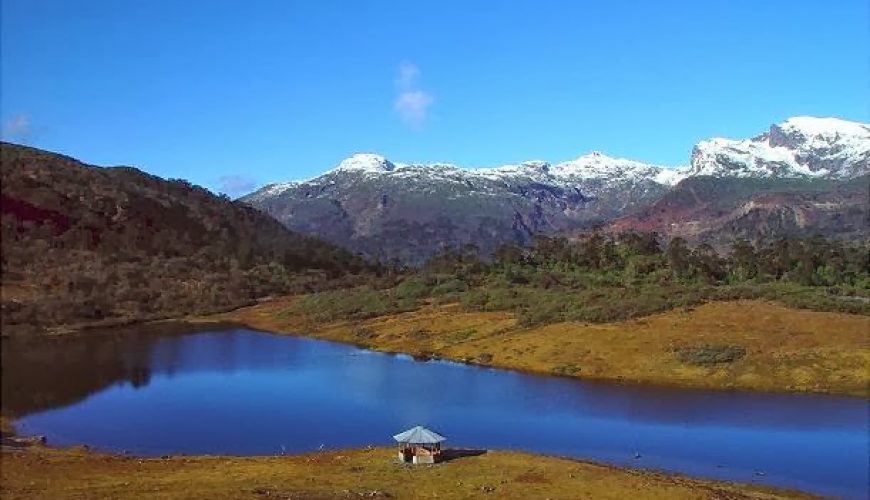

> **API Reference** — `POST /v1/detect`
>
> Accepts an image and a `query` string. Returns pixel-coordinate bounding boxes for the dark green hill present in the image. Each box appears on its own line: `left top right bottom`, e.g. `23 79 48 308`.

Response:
0 142 372 335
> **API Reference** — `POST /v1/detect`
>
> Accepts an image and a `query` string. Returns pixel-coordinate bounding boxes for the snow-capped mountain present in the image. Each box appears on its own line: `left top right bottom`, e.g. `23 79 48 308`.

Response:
245 151 683 204
689 117 869 179
242 150 682 263
242 117 869 263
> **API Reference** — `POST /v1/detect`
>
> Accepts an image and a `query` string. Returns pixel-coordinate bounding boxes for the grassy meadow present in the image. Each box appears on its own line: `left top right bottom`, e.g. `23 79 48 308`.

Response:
0 446 816 500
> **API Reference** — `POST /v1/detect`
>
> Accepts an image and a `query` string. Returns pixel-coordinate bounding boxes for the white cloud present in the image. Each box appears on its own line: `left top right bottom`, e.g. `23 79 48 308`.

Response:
396 61 420 90
2 114 33 143
394 62 434 129
394 90 434 129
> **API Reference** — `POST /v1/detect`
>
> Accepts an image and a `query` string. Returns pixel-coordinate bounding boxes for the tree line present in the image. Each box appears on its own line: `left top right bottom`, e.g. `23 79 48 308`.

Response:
418 231 869 289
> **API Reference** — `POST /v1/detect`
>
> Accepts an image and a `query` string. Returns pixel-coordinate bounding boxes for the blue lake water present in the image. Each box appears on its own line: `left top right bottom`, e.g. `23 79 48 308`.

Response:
1 327 867 499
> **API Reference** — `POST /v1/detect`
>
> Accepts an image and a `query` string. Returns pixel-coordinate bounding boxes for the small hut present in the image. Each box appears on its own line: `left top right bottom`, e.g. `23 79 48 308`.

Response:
393 425 446 464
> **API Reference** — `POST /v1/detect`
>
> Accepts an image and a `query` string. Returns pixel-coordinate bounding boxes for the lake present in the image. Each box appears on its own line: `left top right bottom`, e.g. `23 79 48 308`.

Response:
2 326 867 499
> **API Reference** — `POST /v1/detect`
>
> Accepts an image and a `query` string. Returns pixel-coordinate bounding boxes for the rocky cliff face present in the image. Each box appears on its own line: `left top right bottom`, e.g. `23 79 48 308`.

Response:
243 117 869 262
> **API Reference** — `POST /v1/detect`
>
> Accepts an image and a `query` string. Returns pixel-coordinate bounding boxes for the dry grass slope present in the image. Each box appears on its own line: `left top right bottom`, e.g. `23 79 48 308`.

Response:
0 447 815 500
206 299 870 396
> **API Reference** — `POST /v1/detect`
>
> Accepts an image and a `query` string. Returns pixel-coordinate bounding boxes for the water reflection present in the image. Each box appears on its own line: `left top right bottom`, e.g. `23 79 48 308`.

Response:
1 328 867 499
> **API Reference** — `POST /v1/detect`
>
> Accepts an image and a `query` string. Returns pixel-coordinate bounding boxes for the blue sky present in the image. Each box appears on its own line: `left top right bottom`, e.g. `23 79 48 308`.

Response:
2 0 868 195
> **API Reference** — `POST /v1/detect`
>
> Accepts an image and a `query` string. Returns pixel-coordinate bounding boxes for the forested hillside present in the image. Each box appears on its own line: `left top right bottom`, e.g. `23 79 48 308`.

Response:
0 142 374 335
285 232 870 328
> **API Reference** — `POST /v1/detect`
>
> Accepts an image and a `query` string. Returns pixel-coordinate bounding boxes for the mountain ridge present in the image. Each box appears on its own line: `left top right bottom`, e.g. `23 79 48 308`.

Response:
245 150 686 205
249 116 867 196
242 116 869 263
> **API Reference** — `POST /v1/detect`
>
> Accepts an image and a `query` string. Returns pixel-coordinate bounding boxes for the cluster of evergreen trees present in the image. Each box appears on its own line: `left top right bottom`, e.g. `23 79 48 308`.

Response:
420 232 869 289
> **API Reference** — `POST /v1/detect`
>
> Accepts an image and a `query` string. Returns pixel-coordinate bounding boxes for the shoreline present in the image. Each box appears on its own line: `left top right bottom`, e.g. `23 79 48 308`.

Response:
6 296 867 398
193 297 870 398
0 418 827 498
0 443 819 499
182 318 870 401
3 296 870 399
3 301 862 498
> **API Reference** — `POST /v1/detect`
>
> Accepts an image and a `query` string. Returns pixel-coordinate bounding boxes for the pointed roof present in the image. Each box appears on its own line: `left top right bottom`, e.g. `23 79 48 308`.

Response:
393 425 446 444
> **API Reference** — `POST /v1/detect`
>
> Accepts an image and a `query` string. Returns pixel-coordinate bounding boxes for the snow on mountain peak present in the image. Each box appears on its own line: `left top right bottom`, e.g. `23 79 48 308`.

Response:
488 159 551 173
246 116 865 205
520 160 551 170
239 181 299 203
552 152 686 185
690 116 869 179
778 116 870 139
316 150 689 189
333 153 396 174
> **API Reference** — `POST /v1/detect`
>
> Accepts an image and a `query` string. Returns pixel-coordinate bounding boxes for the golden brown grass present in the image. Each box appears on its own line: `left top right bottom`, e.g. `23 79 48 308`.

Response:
0 446 815 500
203 299 870 397
0 416 15 436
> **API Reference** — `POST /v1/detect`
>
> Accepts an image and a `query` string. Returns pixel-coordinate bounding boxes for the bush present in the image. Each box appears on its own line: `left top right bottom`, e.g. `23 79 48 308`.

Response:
430 278 468 296
444 328 476 344
289 287 415 322
460 289 488 309
674 344 746 365
408 328 431 340
517 300 565 326
552 363 581 375
353 328 377 340
474 352 493 364
395 278 431 300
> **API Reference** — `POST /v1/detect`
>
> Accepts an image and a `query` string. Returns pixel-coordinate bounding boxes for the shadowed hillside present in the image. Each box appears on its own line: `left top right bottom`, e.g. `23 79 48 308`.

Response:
0 142 374 335
606 175 869 247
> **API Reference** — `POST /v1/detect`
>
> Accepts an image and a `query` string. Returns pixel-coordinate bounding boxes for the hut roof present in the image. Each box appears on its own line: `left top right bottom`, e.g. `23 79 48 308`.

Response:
393 425 446 444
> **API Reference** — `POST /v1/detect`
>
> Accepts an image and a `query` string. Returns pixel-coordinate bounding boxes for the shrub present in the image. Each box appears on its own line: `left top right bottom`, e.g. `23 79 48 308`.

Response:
444 328 476 344
474 352 493 364
289 287 415 322
430 278 467 296
395 278 431 300
517 301 565 326
353 328 377 340
674 344 746 365
552 363 581 375
408 328 431 340
460 289 488 309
